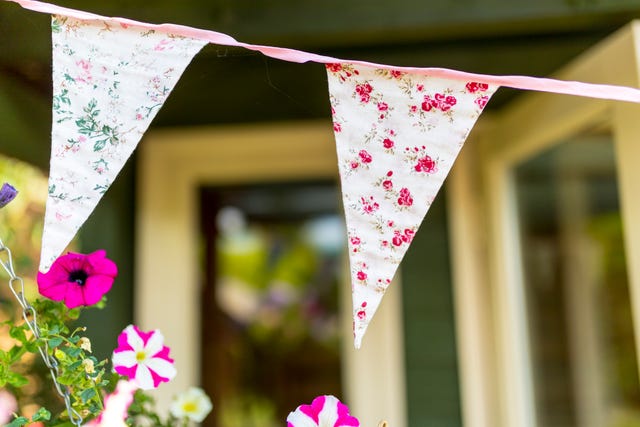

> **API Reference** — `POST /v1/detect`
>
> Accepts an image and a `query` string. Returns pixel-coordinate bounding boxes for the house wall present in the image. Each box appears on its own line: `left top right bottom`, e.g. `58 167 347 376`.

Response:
402 190 461 427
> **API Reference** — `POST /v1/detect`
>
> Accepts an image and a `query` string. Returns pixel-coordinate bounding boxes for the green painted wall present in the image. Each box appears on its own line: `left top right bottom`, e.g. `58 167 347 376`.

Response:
401 189 461 427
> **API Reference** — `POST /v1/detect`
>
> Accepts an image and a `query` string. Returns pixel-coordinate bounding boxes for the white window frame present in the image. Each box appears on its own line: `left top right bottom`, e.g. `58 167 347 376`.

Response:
449 21 640 427
136 120 407 426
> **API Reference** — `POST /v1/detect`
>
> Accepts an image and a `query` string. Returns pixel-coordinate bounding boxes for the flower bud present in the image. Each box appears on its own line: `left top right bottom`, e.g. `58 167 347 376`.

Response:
78 337 92 353
82 358 95 374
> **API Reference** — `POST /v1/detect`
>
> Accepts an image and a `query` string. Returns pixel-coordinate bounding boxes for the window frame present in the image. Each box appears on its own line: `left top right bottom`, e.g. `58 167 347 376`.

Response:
449 21 640 427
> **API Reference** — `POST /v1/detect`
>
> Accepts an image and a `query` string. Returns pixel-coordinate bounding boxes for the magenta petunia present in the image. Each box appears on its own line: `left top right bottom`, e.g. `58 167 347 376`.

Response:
287 395 359 427
37 250 117 309
112 325 177 390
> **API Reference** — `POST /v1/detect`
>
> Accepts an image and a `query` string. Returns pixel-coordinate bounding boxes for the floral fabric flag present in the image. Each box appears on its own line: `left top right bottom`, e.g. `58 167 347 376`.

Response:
327 63 498 348
40 16 207 272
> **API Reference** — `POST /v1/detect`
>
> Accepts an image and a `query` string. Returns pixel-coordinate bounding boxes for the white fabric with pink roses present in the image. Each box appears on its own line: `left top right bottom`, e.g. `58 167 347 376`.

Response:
326 63 497 347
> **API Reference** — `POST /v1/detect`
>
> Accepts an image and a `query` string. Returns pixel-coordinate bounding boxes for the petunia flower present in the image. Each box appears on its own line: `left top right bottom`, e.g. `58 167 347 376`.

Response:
0 389 17 425
112 325 177 390
0 183 18 208
287 395 359 427
169 387 213 422
85 380 137 427
37 250 117 309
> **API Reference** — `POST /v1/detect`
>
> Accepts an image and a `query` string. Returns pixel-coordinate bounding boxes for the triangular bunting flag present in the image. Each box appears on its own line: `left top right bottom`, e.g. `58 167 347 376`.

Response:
40 16 207 272
326 63 498 347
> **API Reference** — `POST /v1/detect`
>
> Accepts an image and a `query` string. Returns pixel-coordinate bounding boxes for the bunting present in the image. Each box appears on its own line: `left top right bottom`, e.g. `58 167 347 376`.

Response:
327 64 497 347
4 0 640 346
40 16 206 272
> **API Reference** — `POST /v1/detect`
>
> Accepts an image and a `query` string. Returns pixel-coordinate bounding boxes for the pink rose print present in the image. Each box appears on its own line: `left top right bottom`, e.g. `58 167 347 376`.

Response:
326 63 360 82
356 301 367 320
350 235 362 253
404 228 416 241
416 84 424 92
355 82 373 103
154 39 173 51
358 150 372 164
376 278 392 289
360 196 380 214
465 81 489 93
397 187 414 207
475 95 490 109
75 59 93 84
377 102 390 120
391 228 416 246
390 69 404 78
416 155 437 173
382 138 394 149
333 122 342 132
406 146 438 174
382 180 393 190
350 161 359 170
421 97 434 112
435 93 457 111
357 271 367 281
421 93 457 112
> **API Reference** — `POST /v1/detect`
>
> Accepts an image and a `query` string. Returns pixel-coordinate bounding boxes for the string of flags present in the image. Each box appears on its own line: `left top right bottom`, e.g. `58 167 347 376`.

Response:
5 0 640 347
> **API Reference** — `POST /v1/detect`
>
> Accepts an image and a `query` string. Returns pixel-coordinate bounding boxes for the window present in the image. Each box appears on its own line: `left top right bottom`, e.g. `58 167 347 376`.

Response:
451 22 640 427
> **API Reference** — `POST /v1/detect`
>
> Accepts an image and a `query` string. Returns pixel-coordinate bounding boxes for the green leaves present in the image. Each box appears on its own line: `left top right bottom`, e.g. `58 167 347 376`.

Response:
48 337 64 349
74 98 121 151
32 407 52 422
80 388 96 404
6 416 29 427
6 408 51 427
0 298 109 424
9 325 27 342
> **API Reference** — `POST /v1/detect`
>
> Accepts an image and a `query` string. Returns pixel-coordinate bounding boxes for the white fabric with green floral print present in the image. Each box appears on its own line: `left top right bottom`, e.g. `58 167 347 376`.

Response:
41 16 206 272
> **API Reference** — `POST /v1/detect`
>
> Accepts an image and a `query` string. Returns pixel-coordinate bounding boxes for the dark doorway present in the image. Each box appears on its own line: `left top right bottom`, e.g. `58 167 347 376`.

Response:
199 180 344 427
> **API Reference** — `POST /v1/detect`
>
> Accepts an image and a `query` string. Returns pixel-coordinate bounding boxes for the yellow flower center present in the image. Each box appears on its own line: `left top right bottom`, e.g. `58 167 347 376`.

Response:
136 351 146 362
182 402 197 413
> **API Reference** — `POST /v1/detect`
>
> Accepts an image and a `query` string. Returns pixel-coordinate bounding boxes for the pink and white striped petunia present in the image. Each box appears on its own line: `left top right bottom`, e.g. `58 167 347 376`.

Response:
111 325 177 390
287 395 360 427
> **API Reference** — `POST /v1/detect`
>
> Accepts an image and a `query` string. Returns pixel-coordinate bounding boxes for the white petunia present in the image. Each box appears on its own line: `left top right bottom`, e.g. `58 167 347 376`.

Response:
169 387 213 422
